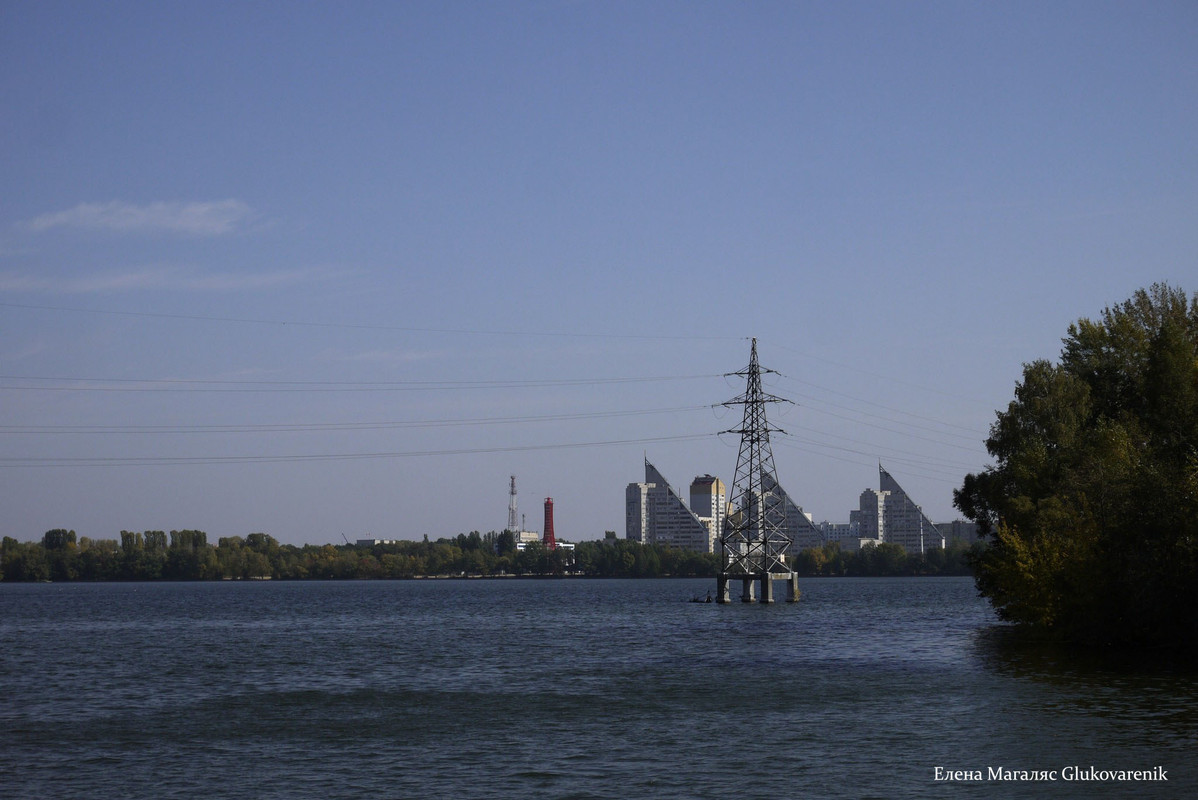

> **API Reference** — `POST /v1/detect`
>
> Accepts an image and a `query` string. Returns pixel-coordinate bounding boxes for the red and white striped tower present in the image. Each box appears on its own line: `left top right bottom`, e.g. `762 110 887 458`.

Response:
543 497 557 550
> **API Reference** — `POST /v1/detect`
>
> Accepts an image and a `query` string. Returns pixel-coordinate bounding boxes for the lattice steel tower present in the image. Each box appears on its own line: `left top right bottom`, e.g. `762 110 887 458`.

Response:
718 338 800 603
507 475 519 533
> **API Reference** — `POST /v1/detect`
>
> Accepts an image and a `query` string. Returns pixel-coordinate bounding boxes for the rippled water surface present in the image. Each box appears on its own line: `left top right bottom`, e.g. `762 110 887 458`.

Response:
3 577 1195 798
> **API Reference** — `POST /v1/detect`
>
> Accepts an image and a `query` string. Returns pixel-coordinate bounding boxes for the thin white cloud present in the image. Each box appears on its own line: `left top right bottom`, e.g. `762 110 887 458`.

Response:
0 265 343 293
25 200 254 236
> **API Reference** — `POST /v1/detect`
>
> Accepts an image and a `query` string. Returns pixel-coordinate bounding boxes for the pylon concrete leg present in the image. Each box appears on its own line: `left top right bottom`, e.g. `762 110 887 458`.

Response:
759 574 774 604
787 573 800 603
741 577 755 603
717 576 731 604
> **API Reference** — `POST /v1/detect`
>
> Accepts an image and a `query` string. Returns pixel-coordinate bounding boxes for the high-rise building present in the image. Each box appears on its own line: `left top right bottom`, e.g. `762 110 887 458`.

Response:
761 472 825 551
879 467 944 554
820 521 857 541
625 459 714 553
936 520 979 544
625 482 652 545
626 462 823 555
849 466 945 554
689 475 726 553
851 488 887 541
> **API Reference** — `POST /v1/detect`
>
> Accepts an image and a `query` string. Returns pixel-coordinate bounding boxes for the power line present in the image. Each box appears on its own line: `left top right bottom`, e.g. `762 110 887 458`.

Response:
761 337 998 405
777 403 986 453
0 432 717 468
0 301 743 342
775 437 977 487
0 405 712 434
781 426 987 473
777 374 990 437
0 373 721 394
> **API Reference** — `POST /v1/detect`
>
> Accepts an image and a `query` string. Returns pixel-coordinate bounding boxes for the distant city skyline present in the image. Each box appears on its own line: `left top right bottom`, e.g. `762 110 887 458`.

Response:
623 457 962 555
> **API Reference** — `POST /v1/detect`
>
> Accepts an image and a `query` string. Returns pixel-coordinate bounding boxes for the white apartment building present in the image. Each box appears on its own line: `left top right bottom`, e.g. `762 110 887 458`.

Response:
626 460 718 553
847 466 945 554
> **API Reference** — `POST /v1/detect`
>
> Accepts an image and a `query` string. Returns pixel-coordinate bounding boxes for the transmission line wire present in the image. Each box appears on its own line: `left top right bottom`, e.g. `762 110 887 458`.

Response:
0 432 716 468
0 373 720 393
0 405 711 435
0 301 741 342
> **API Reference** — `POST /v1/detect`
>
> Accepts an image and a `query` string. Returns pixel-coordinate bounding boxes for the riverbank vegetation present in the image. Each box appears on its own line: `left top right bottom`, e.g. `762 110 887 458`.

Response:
0 530 715 581
955 284 1198 650
1 529 977 582
792 539 978 577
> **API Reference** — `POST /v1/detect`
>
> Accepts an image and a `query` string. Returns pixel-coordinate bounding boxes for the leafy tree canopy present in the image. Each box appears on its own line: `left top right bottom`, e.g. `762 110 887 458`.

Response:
955 284 1198 649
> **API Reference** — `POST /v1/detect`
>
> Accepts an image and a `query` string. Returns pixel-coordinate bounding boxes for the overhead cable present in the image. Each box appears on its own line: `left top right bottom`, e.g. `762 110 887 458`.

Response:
0 433 716 468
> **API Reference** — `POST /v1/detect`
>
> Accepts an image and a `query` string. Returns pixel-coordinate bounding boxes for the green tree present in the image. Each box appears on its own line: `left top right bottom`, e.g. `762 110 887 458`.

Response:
851 541 908 576
956 284 1198 649
514 542 546 575
1 537 49 581
216 536 247 578
495 530 517 557
272 546 307 579
42 529 78 581
42 529 77 550
245 550 272 579
166 530 211 579
792 546 827 576
133 531 168 579
77 537 119 581
245 532 278 555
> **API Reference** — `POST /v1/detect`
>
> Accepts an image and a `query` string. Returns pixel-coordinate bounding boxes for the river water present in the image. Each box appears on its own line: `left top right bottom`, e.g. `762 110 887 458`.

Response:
2 577 1195 798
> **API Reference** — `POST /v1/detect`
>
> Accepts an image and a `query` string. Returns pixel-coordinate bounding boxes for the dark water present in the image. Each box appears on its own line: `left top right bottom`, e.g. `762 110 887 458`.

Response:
2 577 1195 798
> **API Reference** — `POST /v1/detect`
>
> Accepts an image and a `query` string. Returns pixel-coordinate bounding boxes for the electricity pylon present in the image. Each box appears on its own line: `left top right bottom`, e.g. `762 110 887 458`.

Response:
718 338 799 603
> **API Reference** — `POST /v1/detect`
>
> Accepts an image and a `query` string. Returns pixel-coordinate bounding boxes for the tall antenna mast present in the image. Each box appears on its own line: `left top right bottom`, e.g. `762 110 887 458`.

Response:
507 475 519 532
718 338 799 603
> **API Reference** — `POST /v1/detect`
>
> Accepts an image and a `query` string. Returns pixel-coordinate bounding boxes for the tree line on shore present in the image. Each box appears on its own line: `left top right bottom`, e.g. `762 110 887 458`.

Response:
1 528 978 582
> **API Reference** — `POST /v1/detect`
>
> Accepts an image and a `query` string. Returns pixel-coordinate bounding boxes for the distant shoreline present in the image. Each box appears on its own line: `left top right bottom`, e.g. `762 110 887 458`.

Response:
3 572 976 585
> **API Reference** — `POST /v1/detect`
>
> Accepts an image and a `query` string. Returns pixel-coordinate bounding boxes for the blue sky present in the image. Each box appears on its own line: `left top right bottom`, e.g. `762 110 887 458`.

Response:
2 1 1195 545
